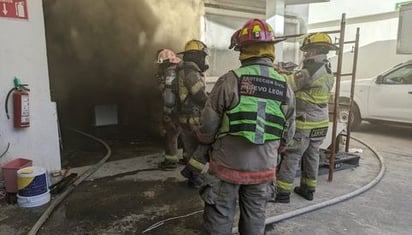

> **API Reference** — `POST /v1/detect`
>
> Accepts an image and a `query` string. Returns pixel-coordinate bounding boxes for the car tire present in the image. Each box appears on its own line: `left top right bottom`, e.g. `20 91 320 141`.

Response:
338 102 361 130
350 103 362 130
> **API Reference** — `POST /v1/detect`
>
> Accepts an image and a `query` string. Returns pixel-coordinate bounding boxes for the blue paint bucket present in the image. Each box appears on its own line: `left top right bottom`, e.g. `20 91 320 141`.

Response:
17 166 50 207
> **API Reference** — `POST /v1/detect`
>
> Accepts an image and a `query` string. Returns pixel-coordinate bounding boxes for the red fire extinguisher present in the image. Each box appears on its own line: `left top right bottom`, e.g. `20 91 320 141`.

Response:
5 77 30 128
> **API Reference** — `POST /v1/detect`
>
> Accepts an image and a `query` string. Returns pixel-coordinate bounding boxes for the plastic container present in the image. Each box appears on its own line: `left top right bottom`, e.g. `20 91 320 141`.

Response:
17 166 50 207
1 158 32 193
17 192 51 208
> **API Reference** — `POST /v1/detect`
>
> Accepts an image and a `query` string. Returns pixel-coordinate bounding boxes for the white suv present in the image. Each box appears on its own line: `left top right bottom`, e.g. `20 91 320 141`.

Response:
338 60 412 129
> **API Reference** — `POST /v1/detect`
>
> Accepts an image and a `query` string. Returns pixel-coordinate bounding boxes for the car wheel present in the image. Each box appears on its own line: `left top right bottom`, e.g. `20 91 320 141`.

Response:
350 104 362 130
338 102 361 130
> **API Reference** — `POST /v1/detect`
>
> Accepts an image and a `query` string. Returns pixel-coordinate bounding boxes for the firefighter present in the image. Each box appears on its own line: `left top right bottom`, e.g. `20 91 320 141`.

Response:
175 40 209 168
274 32 338 203
196 19 295 234
156 49 183 170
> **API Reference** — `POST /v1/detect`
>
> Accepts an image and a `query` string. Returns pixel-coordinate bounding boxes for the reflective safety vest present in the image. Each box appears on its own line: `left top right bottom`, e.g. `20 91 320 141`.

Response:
289 73 333 105
218 64 287 144
289 67 334 130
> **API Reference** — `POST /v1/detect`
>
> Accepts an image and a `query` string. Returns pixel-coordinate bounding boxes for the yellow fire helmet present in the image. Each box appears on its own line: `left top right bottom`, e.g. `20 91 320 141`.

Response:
300 32 339 52
178 39 208 55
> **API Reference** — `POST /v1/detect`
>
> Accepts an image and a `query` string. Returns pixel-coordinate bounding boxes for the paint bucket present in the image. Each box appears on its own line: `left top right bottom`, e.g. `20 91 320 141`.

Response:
17 192 51 208
17 166 50 208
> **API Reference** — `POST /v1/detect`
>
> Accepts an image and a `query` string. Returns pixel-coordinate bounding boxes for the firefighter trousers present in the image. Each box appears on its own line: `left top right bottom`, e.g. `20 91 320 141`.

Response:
163 118 181 157
200 174 274 235
277 130 324 193
179 123 201 162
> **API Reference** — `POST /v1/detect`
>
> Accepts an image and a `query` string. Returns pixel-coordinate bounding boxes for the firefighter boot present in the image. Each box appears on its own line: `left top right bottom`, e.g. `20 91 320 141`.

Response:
294 186 314 201
158 159 178 170
274 191 290 203
180 166 191 178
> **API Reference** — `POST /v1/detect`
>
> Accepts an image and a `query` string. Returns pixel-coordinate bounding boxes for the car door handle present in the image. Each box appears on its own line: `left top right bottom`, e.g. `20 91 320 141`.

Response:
409 91 412 94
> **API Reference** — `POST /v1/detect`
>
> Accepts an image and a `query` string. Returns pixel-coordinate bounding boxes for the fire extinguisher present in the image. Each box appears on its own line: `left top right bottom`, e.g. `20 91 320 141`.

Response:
5 77 30 128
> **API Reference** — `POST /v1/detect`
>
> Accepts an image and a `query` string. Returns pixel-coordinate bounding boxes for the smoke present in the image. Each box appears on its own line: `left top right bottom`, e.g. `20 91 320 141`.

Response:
43 0 203 137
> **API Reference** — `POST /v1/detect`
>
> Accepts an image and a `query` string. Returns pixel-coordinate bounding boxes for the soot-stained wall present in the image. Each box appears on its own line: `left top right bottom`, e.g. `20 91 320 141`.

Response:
43 0 203 138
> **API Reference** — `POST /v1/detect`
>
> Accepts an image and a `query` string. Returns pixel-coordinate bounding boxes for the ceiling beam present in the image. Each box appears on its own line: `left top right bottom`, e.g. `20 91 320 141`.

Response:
205 7 265 19
285 0 330 5
204 2 265 15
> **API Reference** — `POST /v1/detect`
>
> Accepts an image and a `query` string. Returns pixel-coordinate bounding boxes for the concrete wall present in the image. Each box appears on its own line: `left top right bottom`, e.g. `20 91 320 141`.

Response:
308 0 412 76
204 1 311 79
330 40 412 79
205 1 297 78
0 1 61 172
398 3 412 53
204 14 243 77
309 0 401 23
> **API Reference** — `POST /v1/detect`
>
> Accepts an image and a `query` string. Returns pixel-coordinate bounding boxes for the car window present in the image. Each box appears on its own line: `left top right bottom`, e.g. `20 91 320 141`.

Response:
382 64 412 85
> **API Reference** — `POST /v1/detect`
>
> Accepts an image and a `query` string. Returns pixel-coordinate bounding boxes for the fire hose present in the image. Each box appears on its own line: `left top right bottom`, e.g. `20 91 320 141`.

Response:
28 128 112 235
232 134 385 233
141 135 385 234
27 132 384 234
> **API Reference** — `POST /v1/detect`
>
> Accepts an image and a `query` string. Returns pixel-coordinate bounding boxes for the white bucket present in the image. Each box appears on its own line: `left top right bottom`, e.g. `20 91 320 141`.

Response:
17 166 50 208
17 192 51 208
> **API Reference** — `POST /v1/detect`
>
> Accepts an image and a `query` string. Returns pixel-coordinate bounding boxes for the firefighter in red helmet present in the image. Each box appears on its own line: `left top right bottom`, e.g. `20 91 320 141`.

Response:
196 19 295 234
171 40 209 175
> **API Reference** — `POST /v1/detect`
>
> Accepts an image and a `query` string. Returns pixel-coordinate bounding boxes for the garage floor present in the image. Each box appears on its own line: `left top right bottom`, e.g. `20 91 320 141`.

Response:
1 123 409 234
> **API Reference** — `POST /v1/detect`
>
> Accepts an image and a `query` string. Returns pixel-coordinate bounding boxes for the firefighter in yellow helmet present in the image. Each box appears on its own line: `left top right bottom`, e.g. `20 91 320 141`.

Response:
196 19 295 234
164 40 209 176
156 49 183 170
176 41 212 187
273 32 338 203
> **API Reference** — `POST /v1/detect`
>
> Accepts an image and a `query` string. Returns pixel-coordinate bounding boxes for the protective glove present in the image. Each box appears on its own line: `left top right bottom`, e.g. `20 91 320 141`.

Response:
181 166 204 189
278 145 288 154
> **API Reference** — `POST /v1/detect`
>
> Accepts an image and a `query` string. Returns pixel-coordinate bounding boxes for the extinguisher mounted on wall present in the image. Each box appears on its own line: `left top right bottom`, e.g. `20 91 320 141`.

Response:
5 77 30 128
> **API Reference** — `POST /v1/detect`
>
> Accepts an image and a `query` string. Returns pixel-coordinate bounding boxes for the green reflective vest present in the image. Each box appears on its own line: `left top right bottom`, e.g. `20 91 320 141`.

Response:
218 64 287 144
289 70 334 130
290 73 333 105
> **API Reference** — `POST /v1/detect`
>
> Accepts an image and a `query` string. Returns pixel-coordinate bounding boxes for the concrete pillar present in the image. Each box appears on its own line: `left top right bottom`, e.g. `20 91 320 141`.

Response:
266 0 285 62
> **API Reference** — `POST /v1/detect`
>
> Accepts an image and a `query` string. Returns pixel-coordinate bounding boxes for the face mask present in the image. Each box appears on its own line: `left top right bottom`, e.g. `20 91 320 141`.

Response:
159 60 173 71
184 52 209 72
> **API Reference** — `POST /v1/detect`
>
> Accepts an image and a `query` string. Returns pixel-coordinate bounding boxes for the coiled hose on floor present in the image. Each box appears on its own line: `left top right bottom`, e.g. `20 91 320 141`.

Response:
141 135 386 234
28 132 384 234
232 135 386 233
28 128 112 235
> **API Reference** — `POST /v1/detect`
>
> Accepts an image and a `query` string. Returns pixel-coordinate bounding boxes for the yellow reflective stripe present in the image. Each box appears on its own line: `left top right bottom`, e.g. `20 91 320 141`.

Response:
179 79 188 101
188 158 205 171
301 177 317 188
191 80 204 95
252 25 261 32
313 76 331 86
277 180 294 192
241 28 248 35
296 93 329 104
296 119 329 130
178 116 200 125
287 75 297 90
164 154 179 162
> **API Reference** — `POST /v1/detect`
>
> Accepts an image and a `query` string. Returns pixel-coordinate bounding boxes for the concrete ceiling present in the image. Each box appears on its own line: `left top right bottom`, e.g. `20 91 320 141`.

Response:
205 0 266 15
